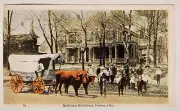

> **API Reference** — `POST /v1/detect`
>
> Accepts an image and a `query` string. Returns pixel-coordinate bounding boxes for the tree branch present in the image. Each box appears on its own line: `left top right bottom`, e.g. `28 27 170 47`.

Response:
32 11 51 48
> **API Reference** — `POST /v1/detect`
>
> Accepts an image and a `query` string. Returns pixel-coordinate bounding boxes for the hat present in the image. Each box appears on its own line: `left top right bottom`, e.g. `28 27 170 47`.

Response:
145 65 150 68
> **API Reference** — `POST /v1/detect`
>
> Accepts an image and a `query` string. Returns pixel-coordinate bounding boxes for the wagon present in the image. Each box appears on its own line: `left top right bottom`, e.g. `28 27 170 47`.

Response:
8 53 63 94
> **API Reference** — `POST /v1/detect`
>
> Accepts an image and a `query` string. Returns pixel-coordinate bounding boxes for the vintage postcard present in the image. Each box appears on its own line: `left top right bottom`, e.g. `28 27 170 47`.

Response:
2 4 174 107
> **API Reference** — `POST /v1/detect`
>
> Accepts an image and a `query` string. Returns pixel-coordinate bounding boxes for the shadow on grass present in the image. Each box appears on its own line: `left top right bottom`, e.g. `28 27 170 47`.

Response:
19 89 50 95
67 93 98 98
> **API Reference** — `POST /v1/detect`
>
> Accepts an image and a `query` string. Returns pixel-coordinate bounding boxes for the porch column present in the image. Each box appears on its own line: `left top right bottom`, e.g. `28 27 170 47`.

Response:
88 47 92 63
66 35 69 45
133 45 135 58
109 46 112 63
84 51 86 63
92 47 95 62
116 29 119 41
78 48 80 63
115 45 117 63
65 48 69 63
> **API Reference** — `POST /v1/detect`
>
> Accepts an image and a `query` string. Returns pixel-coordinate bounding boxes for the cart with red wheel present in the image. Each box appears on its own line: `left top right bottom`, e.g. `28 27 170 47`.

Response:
8 53 63 94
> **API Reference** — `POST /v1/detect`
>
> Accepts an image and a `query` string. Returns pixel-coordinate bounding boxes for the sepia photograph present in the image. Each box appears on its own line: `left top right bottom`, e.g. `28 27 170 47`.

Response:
2 5 173 105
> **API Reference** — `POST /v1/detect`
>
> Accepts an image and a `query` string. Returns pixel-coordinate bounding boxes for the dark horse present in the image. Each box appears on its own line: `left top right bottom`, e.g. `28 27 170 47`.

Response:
98 72 108 97
117 76 126 96
137 76 148 96
124 64 131 90
114 74 127 96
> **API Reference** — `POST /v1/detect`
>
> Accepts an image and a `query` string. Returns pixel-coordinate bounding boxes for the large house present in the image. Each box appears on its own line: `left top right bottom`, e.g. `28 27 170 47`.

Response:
65 28 141 65
39 26 152 65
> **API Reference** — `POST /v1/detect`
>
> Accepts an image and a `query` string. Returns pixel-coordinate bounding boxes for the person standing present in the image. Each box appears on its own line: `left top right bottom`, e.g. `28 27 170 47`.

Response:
130 65 136 75
130 74 136 91
110 64 117 84
103 67 110 83
141 70 150 93
96 65 101 76
88 65 95 76
137 65 143 76
155 66 162 85
144 65 150 75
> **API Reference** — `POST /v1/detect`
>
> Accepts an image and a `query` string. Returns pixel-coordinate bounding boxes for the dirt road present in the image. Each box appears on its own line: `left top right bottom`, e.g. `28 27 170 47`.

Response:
4 87 168 104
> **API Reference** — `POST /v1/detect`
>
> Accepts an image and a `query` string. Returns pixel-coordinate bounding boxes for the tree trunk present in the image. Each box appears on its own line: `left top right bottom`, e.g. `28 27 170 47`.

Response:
158 37 162 64
153 10 160 66
55 41 58 53
158 47 161 64
7 10 13 70
102 29 106 67
82 51 85 70
99 41 102 66
84 32 88 63
153 39 157 66
48 10 54 54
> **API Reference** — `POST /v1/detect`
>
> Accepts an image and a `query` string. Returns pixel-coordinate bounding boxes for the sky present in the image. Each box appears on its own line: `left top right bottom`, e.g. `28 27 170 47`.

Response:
3 10 98 45
3 10 148 45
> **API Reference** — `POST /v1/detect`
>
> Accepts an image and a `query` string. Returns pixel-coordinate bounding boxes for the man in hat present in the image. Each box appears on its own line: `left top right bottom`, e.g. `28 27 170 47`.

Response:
109 64 117 84
98 65 105 80
155 66 162 85
88 66 95 76
144 65 150 75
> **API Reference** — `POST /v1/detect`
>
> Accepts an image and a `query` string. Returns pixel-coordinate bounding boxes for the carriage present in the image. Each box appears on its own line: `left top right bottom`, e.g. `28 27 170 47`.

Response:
8 53 63 94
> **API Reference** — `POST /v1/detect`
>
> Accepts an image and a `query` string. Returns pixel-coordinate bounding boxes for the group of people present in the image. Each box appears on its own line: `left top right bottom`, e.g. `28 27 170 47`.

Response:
95 64 117 84
35 60 163 95
95 63 163 93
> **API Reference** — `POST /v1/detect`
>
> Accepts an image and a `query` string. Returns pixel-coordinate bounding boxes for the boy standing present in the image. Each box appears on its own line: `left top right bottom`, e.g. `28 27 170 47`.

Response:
130 74 136 91
155 66 162 85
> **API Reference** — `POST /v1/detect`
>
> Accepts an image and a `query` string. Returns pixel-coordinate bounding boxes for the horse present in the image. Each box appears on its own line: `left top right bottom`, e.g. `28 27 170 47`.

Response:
114 74 126 96
124 64 131 90
98 72 108 97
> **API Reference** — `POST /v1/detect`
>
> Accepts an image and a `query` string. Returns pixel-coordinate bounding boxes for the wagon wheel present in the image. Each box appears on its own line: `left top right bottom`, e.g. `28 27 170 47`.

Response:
32 77 45 94
10 73 23 93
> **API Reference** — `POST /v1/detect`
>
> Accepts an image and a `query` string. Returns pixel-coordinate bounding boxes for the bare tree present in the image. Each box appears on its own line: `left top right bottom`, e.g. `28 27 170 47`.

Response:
135 10 168 66
72 10 89 70
7 10 13 69
48 10 54 54
153 10 160 66
98 11 108 66
32 11 54 54
53 11 87 70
